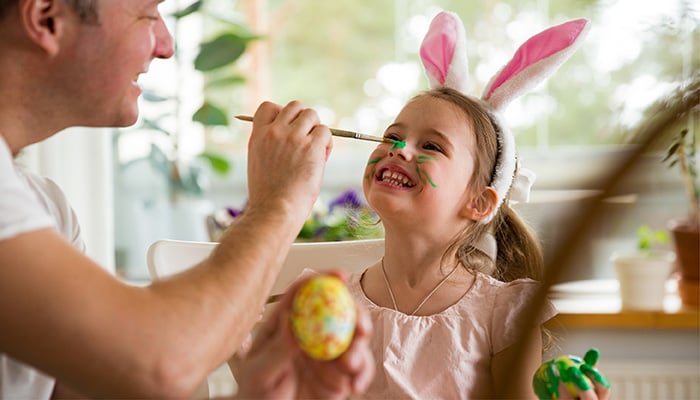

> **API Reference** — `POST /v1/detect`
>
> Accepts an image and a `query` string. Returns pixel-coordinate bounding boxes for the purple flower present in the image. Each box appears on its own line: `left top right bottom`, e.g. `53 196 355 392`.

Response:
226 207 243 218
329 189 363 211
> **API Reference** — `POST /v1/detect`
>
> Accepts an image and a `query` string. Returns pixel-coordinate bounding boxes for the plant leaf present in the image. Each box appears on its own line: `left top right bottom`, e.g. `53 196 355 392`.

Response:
192 102 229 126
204 75 246 89
171 0 203 19
140 118 171 135
142 90 172 102
148 144 172 180
198 151 231 175
179 166 204 195
195 33 249 71
662 142 680 162
654 230 669 244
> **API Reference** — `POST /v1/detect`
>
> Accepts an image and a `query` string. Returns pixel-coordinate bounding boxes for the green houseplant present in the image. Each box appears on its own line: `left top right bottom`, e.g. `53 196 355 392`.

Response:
663 127 699 307
612 225 675 310
114 0 260 278
117 0 259 197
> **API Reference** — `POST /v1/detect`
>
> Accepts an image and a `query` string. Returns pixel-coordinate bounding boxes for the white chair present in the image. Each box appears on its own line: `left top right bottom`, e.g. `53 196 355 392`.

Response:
147 238 384 299
146 238 385 397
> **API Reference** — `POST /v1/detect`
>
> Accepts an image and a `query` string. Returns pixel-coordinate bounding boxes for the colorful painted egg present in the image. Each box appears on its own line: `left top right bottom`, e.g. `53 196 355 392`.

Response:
290 275 357 360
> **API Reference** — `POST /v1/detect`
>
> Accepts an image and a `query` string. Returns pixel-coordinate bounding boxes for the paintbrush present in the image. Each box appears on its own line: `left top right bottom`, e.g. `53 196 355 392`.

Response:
234 115 392 144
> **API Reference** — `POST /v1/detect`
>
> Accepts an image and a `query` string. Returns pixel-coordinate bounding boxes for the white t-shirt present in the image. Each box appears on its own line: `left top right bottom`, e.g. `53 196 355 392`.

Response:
0 136 86 399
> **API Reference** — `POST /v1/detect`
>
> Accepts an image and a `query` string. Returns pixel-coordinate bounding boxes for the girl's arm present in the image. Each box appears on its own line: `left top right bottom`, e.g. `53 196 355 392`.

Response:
491 328 544 399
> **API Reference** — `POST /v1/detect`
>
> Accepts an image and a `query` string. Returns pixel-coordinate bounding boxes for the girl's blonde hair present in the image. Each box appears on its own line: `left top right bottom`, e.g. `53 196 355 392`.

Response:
417 87 544 282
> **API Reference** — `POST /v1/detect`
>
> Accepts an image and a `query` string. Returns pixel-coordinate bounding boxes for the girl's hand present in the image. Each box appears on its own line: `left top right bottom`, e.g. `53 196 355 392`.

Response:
533 348 611 400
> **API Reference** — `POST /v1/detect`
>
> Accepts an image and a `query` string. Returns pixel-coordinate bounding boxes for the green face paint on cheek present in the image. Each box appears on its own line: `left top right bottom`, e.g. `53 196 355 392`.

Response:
416 155 438 165
365 157 381 181
415 166 437 188
421 170 438 188
390 139 406 150
414 156 437 188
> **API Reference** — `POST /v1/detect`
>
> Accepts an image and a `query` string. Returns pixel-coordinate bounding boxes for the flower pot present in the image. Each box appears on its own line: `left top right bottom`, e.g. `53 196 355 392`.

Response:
612 251 676 310
668 219 700 280
677 278 699 308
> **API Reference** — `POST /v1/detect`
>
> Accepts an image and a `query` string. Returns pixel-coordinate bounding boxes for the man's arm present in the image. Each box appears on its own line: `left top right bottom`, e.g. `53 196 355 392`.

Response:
0 101 332 398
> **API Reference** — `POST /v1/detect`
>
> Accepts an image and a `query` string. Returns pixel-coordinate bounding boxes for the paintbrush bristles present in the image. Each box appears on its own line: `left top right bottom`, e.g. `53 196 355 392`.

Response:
234 115 391 144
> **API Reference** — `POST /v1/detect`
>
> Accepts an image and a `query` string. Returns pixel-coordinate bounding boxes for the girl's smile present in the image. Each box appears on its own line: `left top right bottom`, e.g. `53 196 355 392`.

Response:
375 164 417 189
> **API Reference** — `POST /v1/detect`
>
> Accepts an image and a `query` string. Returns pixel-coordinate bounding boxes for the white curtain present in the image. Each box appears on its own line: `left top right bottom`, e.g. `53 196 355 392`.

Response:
22 128 115 272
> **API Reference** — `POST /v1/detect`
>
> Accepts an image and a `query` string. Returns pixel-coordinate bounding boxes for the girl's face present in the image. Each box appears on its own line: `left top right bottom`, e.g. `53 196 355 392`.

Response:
363 95 479 230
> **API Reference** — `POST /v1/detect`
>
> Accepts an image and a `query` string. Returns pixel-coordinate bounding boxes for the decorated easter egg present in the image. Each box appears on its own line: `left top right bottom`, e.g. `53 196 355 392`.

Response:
533 348 609 400
290 275 357 360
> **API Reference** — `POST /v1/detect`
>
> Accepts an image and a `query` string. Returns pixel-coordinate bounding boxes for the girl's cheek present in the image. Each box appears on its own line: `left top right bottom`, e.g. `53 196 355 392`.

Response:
365 147 391 180
363 165 375 183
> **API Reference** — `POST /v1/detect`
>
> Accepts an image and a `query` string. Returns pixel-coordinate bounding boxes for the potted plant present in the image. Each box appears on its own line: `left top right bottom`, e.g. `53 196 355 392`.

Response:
663 128 699 307
207 189 384 243
612 225 675 310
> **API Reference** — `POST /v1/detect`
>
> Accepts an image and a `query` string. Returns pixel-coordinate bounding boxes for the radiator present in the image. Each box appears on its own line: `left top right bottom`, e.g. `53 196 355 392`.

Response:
603 361 700 400
205 361 700 399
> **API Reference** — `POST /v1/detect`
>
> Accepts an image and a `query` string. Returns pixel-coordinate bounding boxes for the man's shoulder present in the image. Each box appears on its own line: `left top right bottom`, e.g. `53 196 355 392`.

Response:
13 164 85 251
14 165 69 209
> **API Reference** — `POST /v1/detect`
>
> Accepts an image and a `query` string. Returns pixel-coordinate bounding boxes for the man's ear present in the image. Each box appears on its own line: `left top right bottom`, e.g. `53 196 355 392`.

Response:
461 187 498 221
19 0 68 56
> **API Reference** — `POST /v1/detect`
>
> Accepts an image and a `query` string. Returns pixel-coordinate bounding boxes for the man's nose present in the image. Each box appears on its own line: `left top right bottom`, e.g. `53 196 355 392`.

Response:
153 16 174 59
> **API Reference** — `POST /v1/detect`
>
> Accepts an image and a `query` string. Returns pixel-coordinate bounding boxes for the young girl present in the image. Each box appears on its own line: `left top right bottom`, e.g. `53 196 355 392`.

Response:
350 87 551 399
344 11 603 399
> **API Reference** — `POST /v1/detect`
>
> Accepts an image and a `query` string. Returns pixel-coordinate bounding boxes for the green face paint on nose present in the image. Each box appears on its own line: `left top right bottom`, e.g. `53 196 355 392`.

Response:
390 139 406 150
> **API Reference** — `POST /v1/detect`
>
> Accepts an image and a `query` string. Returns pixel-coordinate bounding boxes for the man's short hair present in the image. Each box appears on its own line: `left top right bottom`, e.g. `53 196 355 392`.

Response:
0 0 98 23
65 0 99 23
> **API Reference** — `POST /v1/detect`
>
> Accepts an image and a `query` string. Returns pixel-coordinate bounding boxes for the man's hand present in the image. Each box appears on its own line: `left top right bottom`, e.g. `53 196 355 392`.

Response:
234 273 374 399
245 101 333 225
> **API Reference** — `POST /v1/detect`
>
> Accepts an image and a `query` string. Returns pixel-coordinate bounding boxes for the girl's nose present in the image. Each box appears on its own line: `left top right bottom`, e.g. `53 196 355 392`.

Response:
388 147 412 161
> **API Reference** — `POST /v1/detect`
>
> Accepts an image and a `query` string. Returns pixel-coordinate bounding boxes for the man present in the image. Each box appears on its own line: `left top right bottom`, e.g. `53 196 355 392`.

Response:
0 0 374 398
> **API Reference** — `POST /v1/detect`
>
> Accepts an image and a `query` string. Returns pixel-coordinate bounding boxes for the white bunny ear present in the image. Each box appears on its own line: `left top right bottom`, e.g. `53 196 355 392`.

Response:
419 11 470 93
482 18 590 111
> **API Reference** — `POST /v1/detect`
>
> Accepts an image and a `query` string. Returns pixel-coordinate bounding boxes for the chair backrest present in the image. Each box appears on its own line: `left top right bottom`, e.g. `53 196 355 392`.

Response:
147 238 385 297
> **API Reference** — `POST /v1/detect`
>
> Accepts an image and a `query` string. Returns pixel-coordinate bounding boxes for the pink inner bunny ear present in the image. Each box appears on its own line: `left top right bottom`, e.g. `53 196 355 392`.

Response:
482 18 590 110
419 11 469 92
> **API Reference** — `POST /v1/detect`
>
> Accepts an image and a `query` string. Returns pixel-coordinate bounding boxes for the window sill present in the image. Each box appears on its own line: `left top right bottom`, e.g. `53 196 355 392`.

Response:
546 279 699 330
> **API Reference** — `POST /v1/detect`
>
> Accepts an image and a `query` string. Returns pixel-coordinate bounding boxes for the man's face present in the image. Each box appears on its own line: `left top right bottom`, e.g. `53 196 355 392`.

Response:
55 0 173 127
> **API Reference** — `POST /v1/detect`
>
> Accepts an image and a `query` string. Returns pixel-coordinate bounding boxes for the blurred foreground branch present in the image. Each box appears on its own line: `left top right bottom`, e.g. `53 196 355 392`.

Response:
500 74 699 398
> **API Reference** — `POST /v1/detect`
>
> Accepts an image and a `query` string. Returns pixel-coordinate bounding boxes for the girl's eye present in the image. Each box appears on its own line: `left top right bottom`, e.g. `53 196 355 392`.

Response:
423 142 444 153
384 133 402 141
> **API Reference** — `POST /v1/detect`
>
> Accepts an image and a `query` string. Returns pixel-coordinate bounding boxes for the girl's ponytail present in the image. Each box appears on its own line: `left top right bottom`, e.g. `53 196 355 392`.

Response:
492 206 544 282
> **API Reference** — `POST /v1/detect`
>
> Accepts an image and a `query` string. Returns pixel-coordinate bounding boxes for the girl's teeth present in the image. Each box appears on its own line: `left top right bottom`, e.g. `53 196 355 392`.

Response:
381 170 414 187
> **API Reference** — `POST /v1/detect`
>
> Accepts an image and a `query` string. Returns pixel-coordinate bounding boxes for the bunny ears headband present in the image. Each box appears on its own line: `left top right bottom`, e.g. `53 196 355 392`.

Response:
419 12 590 223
